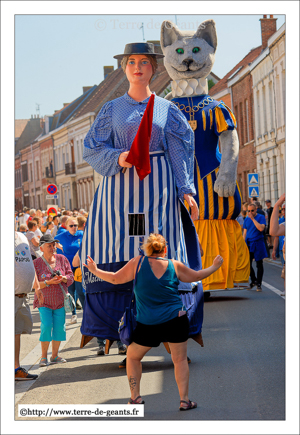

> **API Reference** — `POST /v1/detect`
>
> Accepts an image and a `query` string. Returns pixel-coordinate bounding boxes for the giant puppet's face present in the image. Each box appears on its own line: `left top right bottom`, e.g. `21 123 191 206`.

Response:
125 55 154 86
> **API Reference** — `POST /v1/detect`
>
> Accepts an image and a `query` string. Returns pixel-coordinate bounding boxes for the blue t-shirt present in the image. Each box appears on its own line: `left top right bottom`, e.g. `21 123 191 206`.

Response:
56 230 83 266
56 227 68 237
243 214 266 242
279 217 285 250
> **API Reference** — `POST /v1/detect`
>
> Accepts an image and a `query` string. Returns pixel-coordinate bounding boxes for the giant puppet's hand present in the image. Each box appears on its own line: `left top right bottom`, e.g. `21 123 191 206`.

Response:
214 129 239 197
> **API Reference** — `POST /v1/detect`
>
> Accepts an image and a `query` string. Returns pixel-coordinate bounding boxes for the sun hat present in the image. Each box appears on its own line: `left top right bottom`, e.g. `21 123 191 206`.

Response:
113 42 164 59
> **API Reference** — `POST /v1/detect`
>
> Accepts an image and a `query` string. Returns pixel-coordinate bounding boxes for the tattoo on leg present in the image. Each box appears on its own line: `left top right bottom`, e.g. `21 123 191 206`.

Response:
129 376 137 391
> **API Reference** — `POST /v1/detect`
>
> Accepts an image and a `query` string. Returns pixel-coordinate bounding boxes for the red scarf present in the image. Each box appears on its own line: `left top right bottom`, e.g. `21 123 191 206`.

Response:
125 93 155 180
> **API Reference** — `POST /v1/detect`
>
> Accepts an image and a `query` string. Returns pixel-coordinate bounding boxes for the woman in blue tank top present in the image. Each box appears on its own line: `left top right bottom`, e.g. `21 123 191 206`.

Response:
83 233 223 411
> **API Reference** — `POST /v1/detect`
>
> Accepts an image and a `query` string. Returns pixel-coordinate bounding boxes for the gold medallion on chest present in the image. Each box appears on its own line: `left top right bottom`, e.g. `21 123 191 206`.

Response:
188 120 197 131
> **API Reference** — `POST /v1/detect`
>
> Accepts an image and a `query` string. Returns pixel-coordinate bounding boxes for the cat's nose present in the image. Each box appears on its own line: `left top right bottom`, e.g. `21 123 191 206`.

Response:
182 58 194 67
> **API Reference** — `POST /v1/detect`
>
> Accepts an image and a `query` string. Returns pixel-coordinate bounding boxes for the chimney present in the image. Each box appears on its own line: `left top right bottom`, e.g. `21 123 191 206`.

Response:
103 66 114 79
82 86 93 94
63 103 69 107
260 15 277 50
34 114 36 118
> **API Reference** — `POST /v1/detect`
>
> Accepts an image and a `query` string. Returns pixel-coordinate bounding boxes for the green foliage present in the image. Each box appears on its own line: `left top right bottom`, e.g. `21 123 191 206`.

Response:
208 79 215 91
164 87 171 96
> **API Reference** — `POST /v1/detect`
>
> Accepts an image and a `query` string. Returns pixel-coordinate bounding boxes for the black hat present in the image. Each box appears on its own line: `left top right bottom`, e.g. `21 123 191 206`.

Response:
39 234 59 246
113 42 164 60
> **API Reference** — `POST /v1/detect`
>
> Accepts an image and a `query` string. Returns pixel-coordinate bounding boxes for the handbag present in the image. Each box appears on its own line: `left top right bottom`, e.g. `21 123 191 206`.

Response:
118 255 143 346
40 255 76 313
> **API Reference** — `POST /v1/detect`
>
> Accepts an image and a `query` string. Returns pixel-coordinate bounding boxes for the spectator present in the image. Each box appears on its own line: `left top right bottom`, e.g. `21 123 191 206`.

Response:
243 204 268 291
15 231 39 381
36 210 43 219
77 216 86 232
83 233 223 409
242 202 249 212
45 221 54 235
270 194 285 296
18 212 26 228
15 211 19 230
32 217 43 239
33 234 74 366
26 221 42 260
79 208 86 216
19 224 27 233
72 251 86 312
23 207 30 223
265 200 274 247
56 216 68 236
272 203 285 265
51 215 60 238
254 201 265 216
56 217 84 324
236 210 247 229
42 211 47 223
26 209 36 225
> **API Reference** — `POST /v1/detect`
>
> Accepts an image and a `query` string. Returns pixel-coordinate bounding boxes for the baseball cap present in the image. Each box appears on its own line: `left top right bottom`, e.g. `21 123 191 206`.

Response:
39 234 59 246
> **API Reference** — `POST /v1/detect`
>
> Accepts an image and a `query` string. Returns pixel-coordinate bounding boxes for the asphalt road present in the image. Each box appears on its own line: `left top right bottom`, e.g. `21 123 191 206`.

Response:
14 260 285 423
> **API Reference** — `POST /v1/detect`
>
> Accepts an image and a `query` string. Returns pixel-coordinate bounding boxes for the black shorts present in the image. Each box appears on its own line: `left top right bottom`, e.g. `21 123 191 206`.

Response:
131 314 189 348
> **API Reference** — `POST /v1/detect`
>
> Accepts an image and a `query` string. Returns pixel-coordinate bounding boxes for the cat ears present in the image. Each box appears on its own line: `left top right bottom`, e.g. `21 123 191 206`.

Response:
160 19 217 53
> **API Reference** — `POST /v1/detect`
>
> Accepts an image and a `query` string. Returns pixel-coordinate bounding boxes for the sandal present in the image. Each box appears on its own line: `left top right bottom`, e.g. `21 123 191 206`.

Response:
50 356 67 364
179 399 197 411
128 395 145 404
39 357 48 367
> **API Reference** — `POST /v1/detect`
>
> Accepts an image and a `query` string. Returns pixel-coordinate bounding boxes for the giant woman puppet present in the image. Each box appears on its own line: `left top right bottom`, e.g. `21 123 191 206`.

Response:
79 43 204 349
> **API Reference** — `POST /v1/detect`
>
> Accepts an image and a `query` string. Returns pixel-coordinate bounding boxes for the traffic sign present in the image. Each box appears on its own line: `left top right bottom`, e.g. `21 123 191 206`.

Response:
47 205 58 216
47 184 58 195
46 194 59 199
247 173 259 185
248 186 259 198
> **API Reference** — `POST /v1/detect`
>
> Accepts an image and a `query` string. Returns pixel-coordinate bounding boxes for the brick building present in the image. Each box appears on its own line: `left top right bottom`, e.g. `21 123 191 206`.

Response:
210 15 279 202
15 116 44 209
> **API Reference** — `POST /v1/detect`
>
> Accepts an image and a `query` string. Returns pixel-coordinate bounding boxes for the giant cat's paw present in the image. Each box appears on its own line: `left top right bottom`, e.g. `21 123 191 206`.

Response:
213 175 236 197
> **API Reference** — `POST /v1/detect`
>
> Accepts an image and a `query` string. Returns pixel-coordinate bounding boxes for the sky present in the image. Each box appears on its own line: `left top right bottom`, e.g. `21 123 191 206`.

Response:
14 13 286 119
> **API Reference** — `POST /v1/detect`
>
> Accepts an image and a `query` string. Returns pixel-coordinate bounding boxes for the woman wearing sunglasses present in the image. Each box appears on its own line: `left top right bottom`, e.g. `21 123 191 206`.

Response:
56 217 85 324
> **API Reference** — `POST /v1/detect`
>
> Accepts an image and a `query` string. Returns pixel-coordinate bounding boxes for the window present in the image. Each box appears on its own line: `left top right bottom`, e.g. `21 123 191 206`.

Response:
128 214 145 236
245 99 249 143
273 156 278 199
29 163 33 182
282 70 286 124
262 85 267 133
22 163 28 182
239 102 244 145
276 75 282 127
256 90 261 137
36 161 39 180
268 81 274 130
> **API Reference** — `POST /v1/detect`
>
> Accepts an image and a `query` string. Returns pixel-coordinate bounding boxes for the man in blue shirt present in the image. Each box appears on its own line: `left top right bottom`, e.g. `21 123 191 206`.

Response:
243 204 268 291
272 204 285 265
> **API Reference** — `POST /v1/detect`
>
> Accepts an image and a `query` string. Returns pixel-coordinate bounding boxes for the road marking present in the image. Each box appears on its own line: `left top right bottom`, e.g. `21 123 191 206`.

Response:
262 281 285 298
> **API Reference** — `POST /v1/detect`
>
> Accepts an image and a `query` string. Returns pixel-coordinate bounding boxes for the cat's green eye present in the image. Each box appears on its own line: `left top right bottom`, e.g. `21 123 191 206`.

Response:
193 47 200 53
176 48 184 54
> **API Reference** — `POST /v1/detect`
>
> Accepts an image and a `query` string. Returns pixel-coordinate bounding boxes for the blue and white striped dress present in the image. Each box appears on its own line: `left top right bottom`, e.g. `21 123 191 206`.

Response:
79 92 198 293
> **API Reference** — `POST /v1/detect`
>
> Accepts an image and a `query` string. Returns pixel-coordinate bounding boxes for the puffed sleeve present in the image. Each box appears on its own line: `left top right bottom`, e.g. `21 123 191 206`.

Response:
164 103 196 200
83 101 122 176
214 102 237 136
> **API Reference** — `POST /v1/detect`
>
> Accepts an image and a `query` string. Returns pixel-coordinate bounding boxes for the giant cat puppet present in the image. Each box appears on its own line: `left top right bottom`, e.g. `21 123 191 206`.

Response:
160 20 250 291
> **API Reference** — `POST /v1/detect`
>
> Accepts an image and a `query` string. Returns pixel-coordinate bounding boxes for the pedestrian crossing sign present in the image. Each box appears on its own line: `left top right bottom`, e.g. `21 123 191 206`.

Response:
248 186 259 197
247 173 259 185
